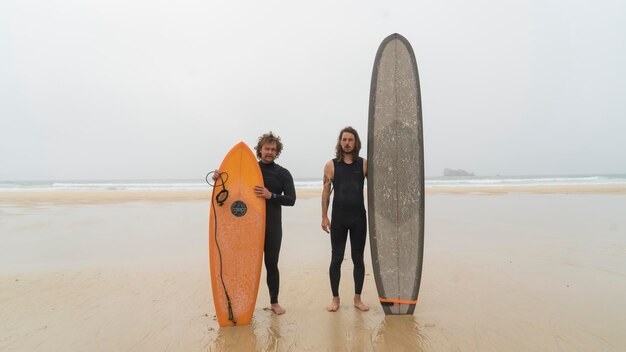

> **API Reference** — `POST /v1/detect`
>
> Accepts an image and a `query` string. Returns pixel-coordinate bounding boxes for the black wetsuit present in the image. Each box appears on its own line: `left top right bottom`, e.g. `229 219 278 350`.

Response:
259 161 296 304
329 157 367 297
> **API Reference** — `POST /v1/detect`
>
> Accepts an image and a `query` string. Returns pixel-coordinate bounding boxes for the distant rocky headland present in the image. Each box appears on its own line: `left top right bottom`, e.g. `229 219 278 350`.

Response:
443 168 475 177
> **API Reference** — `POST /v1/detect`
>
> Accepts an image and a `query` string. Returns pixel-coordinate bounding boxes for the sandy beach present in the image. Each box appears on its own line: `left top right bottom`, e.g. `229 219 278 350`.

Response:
1 187 626 351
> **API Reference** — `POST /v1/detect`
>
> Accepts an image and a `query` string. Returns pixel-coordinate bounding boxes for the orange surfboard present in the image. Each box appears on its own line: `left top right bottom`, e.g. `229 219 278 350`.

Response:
209 142 265 327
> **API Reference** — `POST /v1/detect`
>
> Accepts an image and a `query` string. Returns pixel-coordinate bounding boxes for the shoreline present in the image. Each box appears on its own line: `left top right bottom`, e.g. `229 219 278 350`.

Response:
425 184 626 195
1 184 626 206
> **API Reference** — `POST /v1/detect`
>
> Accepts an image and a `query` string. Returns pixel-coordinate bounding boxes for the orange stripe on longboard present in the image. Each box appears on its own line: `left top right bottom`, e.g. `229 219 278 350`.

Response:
378 297 418 305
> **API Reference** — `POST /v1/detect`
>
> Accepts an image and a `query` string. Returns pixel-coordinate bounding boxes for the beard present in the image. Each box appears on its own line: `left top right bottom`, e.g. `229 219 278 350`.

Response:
340 147 357 159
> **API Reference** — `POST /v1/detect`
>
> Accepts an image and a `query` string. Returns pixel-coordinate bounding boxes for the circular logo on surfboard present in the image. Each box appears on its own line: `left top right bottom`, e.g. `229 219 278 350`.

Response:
231 200 247 217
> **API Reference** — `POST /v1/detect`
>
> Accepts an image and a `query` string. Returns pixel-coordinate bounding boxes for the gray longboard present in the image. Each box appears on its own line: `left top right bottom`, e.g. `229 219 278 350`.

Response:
367 33 424 315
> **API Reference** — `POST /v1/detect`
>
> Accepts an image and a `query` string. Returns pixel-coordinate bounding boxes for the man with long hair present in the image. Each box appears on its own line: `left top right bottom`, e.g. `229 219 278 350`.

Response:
321 126 369 312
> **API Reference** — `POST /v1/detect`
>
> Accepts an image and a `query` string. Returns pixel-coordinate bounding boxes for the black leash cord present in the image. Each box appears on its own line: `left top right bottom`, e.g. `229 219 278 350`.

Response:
206 171 236 325
206 171 229 206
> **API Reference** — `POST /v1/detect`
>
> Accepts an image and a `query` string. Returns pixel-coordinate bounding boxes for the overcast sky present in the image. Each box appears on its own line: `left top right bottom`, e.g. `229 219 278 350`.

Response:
1 0 625 180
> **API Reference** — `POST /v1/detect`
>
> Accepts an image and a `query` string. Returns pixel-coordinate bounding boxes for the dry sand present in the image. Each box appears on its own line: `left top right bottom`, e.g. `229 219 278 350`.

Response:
1 187 626 351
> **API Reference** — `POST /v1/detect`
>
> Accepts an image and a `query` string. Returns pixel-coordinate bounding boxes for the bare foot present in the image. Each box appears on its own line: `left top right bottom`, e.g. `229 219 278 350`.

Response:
326 297 340 312
271 303 286 315
354 295 369 311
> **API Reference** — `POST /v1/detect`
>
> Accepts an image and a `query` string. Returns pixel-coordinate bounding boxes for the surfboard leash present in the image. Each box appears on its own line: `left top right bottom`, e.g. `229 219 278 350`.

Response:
206 171 229 206
206 171 237 325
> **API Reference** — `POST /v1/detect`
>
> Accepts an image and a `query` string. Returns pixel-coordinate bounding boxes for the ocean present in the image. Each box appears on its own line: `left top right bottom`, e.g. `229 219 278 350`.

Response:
1 174 625 192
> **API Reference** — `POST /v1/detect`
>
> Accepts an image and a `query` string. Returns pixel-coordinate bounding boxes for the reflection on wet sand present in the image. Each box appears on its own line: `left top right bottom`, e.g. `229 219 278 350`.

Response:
372 315 427 351
254 309 290 351
206 304 429 352
211 324 257 351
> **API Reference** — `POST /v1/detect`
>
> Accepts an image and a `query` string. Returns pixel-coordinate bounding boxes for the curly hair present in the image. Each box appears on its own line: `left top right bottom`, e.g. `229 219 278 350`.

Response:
255 131 283 159
335 126 361 160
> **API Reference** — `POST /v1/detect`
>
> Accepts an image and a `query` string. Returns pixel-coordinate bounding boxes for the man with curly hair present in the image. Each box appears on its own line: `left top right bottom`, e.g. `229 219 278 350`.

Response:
252 131 296 314
214 132 296 314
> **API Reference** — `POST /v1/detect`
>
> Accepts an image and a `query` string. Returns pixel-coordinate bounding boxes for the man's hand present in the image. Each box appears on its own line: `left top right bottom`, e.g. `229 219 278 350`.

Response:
321 216 331 234
211 170 221 181
254 185 271 199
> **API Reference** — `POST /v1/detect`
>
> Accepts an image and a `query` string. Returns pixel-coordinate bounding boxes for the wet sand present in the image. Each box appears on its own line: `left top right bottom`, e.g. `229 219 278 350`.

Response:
1 188 625 351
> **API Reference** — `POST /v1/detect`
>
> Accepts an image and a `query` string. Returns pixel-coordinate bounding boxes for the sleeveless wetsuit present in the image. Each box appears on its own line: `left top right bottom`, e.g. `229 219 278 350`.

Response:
259 161 296 304
329 157 367 297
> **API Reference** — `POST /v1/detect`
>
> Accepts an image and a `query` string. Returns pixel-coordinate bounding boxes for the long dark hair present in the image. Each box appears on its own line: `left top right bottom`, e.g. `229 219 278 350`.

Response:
335 126 361 161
